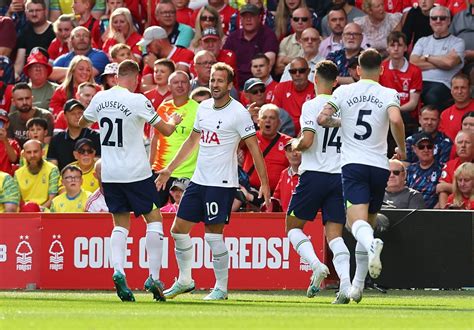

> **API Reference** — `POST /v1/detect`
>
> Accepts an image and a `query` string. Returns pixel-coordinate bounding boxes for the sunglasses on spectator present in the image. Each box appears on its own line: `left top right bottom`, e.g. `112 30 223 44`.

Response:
390 170 404 176
417 144 434 150
200 15 217 22
289 68 309 74
248 87 266 95
77 148 95 155
63 176 81 182
292 16 309 22
430 15 448 21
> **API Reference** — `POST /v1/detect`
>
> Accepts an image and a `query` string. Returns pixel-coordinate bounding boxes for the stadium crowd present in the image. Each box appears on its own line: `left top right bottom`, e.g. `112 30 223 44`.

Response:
0 0 473 213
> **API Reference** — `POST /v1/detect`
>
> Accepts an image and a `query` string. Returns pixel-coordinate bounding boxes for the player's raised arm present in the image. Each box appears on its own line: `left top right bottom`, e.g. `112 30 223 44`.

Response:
153 112 183 137
244 135 271 211
155 130 200 190
388 105 406 160
317 103 341 128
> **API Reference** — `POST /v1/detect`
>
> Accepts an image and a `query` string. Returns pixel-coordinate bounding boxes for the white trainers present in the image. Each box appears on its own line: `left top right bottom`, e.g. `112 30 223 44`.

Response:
349 285 363 303
163 279 195 299
332 286 350 304
306 263 330 298
203 288 228 301
368 238 384 279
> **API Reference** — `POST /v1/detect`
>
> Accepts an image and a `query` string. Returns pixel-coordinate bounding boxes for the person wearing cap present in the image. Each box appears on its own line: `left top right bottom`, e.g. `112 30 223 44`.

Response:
47 98 101 171
280 27 324 83
275 7 314 76
406 132 443 208
138 26 194 91
223 3 278 89
7 82 54 147
50 164 92 213
100 62 119 90
0 170 20 213
78 60 182 302
150 70 198 207
190 0 237 35
0 109 20 176
437 129 474 208
272 57 315 135
13 0 55 80
160 178 190 212
23 47 58 111
383 159 426 209
155 0 194 48
243 77 294 137
241 103 291 192
272 141 301 212
228 0 275 34
14 139 60 210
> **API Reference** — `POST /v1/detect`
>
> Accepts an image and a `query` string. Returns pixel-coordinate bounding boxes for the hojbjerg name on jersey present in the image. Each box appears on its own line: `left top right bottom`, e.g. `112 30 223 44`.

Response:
346 94 384 109
95 101 132 117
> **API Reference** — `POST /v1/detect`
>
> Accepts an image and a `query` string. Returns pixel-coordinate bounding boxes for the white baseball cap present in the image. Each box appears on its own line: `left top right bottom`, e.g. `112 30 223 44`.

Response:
137 26 167 48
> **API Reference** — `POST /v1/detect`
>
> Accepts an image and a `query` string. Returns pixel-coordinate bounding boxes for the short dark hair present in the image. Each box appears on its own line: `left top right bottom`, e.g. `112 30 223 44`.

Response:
211 62 234 84
154 58 176 73
251 53 270 65
13 82 32 93
328 5 347 18
462 111 474 123
387 31 407 46
358 48 382 71
451 72 470 84
26 117 48 130
419 104 440 116
60 164 83 177
315 60 339 83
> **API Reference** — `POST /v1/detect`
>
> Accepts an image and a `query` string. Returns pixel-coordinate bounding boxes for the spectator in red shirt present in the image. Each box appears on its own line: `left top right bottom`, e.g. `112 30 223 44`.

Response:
73 0 102 48
241 54 278 106
0 110 20 176
273 141 301 212
173 0 193 27
242 103 291 192
190 5 225 51
439 73 474 142
198 28 237 81
191 0 236 35
48 14 77 61
437 130 474 207
445 162 474 209
144 58 174 110
271 57 315 135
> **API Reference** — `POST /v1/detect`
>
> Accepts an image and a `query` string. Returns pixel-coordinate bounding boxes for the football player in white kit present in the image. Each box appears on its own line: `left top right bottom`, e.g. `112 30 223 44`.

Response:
287 60 351 304
318 49 406 303
156 62 271 301
79 60 182 302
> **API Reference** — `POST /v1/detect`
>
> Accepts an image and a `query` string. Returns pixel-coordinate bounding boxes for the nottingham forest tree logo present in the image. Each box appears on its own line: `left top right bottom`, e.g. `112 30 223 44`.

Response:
16 235 33 271
49 235 64 271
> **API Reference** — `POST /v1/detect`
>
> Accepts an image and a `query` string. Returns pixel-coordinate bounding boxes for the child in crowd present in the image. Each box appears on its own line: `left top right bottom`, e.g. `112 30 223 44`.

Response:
50 164 91 212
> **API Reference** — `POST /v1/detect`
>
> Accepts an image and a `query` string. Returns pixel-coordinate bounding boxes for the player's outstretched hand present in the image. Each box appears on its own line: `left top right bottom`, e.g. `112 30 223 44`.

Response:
169 113 183 126
259 183 272 212
393 147 407 161
155 168 171 191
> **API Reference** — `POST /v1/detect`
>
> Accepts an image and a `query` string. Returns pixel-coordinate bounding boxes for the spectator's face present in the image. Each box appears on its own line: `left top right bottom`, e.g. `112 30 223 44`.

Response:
429 8 450 34
210 69 231 100
451 78 470 104
456 174 473 197
342 24 363 51
148 39 162 56
26 3 46 25
419 0 435 12
387 38 407 60
200 37 221 56
114 48 133 62
74 145 96 167
387 162 406 191
62 170 83 196
172 0 189 9
169 73 190 98
462 117 474 133
245 84 266 106
28 63 49 85
194 53 216 82
251 58 270 79
111 14 130 36
107 0 125 13
156 3 176 28
56 21 74 43
72 0 89 15
200 10 218 30
300 28 321 55
327 10 346 35
170 188 184 204
71 29 92 51
290 8 312 33
289 59 310 88
414 142 435 163
27 125 47 141
285 148 301 167
285 0 300 11
13 89 33 113
76 86 97 107
73 61 92 84
368 0 385 21
419 110 439 134
23 142 43 166
258 109 280 137
153 64 172 86
65 107 84 129
241 13 260 33
455 133 473 160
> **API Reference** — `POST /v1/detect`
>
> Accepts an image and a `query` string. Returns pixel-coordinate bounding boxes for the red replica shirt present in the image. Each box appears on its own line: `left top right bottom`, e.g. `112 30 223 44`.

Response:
447 194 474 210
242 131 291 191
80 16 102 49
436 0 467 15
439 100 474 142
379 59 422 119
239 78 277 107
144 88 171 111
191 4 236 35
440 157 464 184
48 38 69 60
176 7 194 27
0 139 20 175
142 46 194 76
103 32 143 57
271 81 315 135
273 167 299 212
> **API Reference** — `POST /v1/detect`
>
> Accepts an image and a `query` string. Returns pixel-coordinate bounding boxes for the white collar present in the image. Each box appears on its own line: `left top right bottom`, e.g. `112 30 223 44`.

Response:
388 57 409 72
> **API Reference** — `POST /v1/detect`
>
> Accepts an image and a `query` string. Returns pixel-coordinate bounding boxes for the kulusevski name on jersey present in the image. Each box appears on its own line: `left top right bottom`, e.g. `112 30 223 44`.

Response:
191 98 255 188
95 101 132 117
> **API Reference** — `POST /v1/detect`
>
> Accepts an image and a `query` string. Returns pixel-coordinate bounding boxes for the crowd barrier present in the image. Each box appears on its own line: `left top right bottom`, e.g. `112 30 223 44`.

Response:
0 210 472 290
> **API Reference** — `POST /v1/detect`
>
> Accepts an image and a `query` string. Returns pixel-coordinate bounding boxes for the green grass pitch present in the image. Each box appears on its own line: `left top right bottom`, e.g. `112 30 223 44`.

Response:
0 290 472 328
